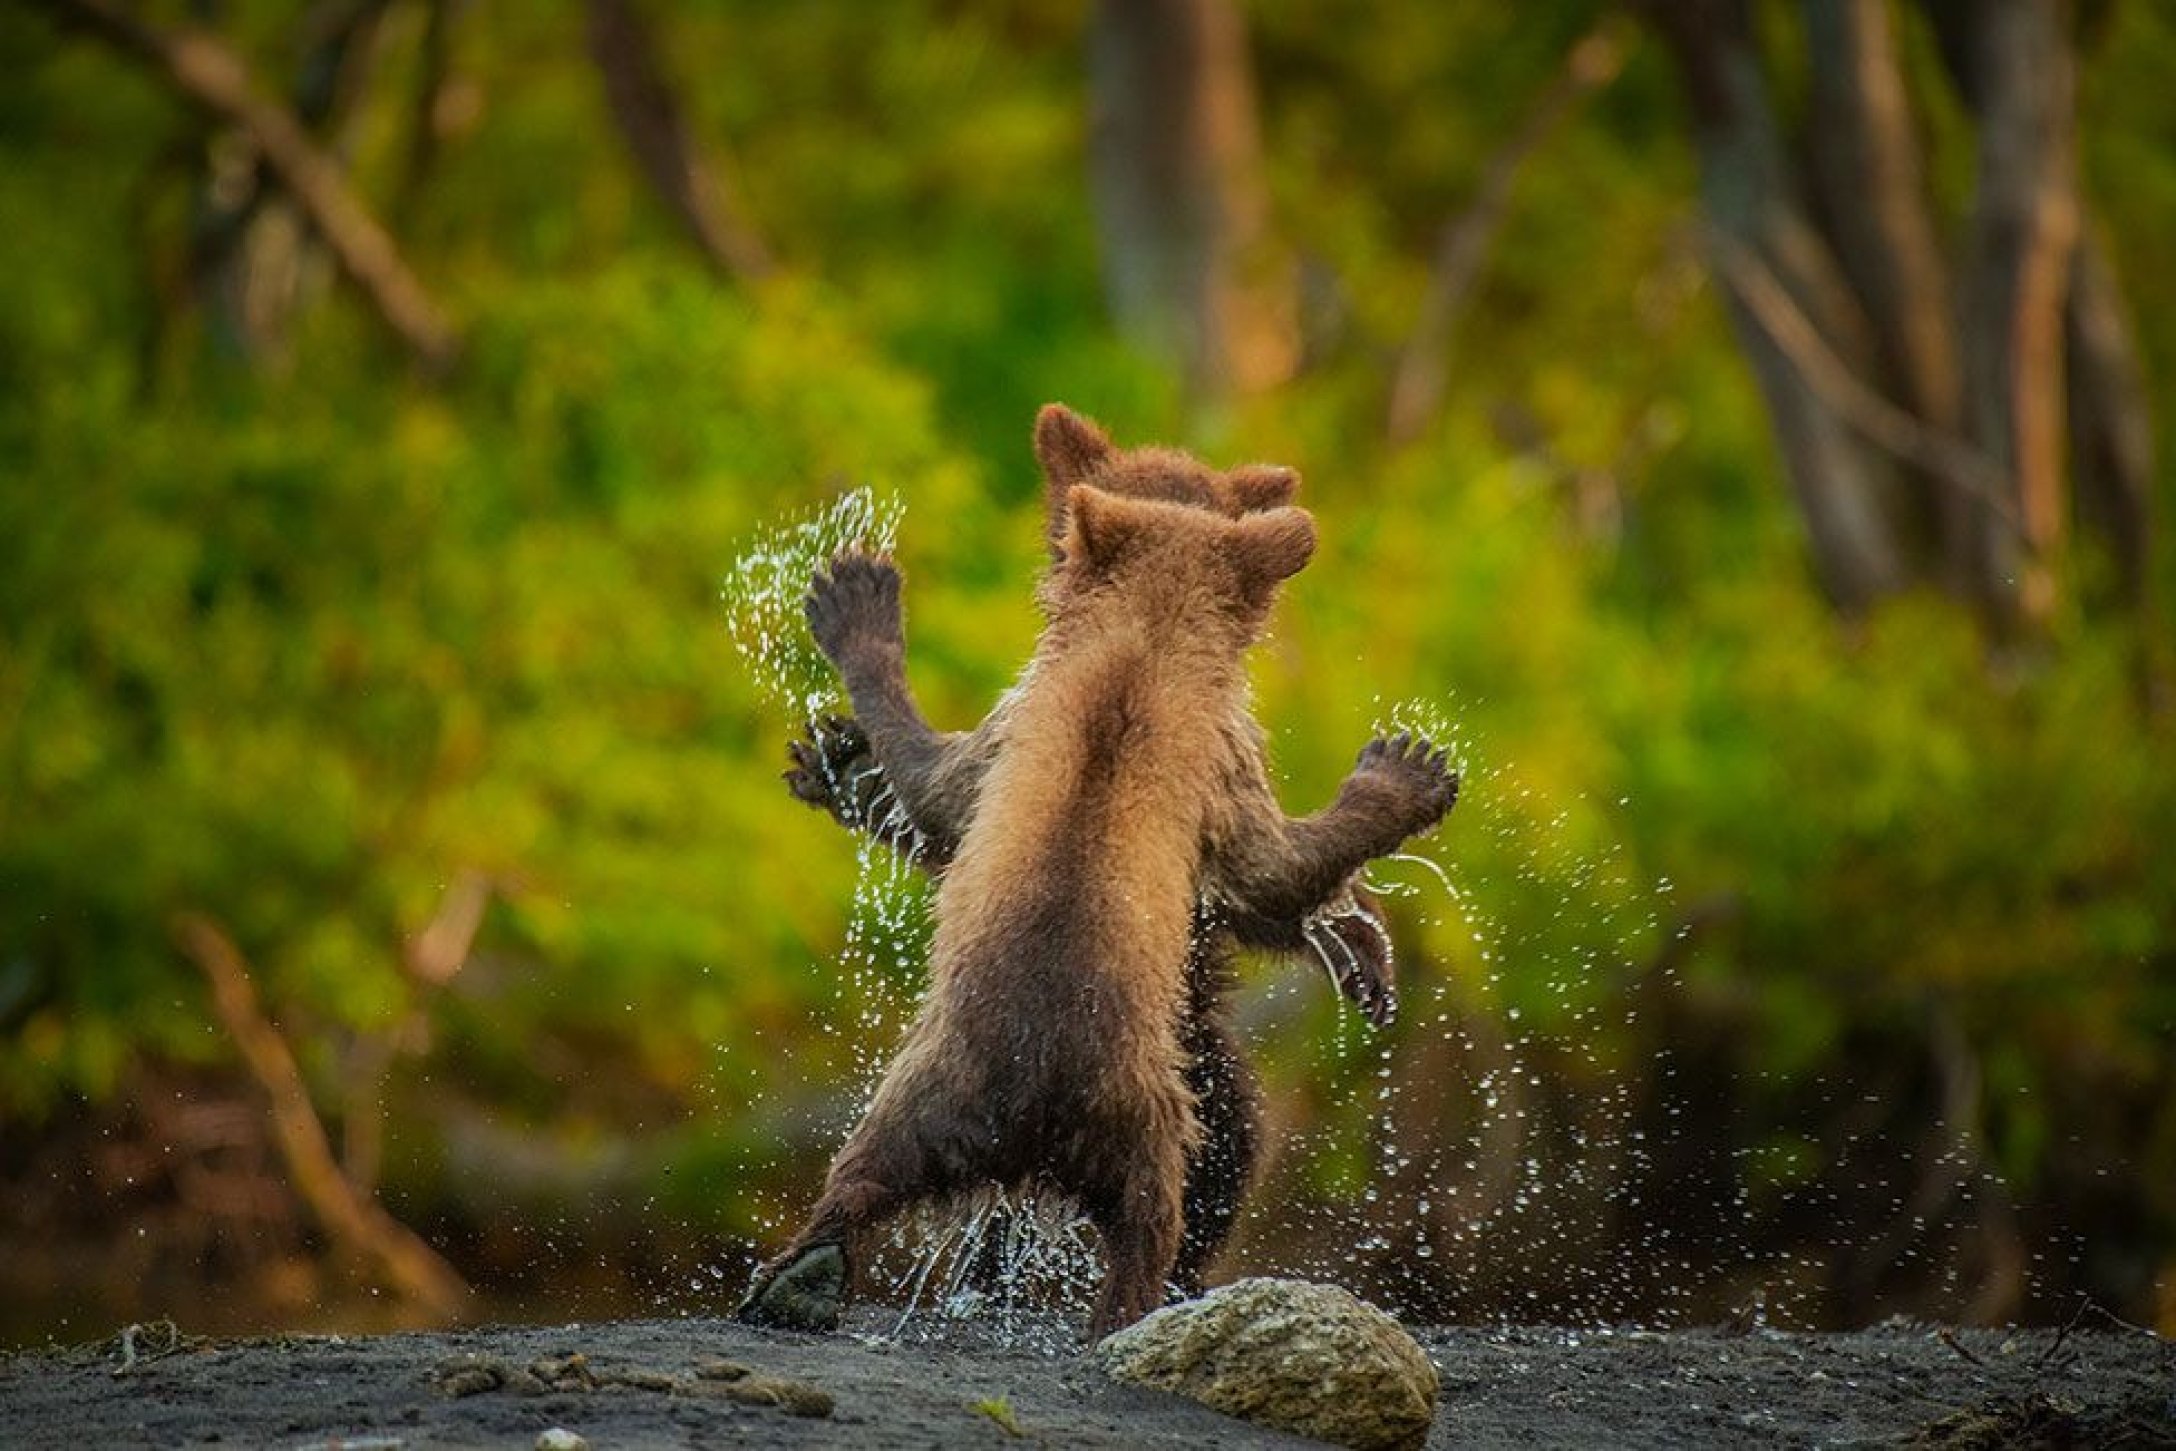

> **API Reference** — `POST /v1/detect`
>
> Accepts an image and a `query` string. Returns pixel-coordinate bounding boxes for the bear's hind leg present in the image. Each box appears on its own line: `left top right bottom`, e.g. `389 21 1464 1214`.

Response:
737 1170 908 1332
1172 1002 1261 1297
739 1104 957 1332
1079 1132 1188 1339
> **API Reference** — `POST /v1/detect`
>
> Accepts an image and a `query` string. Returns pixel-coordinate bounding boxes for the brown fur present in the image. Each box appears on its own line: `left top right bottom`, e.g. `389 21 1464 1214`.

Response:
785 407 1390 1022
749 487 1326 1336
779 407 1428 1294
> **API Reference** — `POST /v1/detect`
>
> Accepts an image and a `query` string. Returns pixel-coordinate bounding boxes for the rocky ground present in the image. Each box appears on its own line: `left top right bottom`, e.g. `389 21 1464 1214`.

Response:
1 1306 2170 1449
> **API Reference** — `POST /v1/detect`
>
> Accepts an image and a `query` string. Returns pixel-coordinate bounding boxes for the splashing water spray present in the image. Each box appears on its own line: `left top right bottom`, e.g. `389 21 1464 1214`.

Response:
1250 690 1758 1332
723 486 904 726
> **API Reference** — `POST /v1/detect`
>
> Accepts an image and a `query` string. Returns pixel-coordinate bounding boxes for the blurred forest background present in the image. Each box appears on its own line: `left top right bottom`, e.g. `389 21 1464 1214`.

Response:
2 0 2172 1344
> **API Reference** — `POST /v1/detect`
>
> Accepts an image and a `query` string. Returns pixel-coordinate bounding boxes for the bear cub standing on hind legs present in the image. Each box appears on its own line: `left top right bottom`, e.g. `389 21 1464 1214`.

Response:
740 470 1457 1338
781 406 1415 1297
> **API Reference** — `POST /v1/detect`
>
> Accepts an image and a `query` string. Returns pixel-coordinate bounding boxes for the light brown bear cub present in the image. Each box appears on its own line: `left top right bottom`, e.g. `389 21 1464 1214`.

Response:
741 480 1455 1338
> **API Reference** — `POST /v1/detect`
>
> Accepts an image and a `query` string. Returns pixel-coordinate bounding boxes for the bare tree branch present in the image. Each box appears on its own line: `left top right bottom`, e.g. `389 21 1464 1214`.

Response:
1705 228 2027 544
174 912 471 1319
24 0 461 374
583 0 774 284
406 869 493 987
1386 22 1627 446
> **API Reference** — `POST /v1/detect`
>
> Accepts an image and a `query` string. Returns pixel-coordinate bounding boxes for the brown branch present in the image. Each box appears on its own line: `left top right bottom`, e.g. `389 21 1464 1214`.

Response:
406 869 493 987
24 0 461 374
1704 228 2030 546
1386 22 1628 445
583 0 774 283
173 912 470 1319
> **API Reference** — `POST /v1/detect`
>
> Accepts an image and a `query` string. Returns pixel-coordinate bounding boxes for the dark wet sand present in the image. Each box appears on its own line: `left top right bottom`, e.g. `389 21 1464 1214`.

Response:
2 1308 2169 1449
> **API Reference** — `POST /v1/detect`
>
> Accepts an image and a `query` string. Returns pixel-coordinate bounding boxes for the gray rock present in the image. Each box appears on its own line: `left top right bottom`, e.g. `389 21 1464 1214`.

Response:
1095 1278 1439 1451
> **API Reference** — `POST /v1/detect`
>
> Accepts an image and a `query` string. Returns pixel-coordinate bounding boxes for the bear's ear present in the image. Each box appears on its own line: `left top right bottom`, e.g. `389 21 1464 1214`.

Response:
1035 404 1113 487
1063 484 1140 571
1226 464 1299 512
1229 506 1316 586
1037 405 1114 541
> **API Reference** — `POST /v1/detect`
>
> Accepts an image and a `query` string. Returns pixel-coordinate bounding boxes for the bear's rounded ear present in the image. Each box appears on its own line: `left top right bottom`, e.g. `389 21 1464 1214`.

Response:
1230 506 1316 585
1226 464 1300 512
1035 404 1113 486
1037 405 1115 543
1063 483 1133 570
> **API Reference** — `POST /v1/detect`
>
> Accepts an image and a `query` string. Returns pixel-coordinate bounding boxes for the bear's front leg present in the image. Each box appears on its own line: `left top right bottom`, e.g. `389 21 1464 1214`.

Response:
784 712 981 870
802 551 961 834
784 713 878 825
1217 732 1458 932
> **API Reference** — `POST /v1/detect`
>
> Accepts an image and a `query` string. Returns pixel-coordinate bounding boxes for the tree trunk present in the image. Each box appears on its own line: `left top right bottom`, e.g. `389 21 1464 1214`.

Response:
1087 0 1296 397
1801 0 1962 565
1944 0 2081 635
2063 224 2154 619
392 0 458 223
1643 0 2116 640
1642 0 1910 613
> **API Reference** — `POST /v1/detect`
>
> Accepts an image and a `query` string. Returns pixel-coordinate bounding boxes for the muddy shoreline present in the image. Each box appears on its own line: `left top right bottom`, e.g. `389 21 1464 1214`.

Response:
1 1308 2169 1449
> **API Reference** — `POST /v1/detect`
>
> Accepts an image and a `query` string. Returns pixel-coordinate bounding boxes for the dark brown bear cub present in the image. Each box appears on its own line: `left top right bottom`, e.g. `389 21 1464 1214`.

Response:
740 482 1455 1338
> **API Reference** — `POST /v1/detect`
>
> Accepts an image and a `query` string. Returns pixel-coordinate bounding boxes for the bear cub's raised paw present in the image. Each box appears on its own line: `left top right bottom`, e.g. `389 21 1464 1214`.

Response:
805 551 904 668
1353 731 1460 834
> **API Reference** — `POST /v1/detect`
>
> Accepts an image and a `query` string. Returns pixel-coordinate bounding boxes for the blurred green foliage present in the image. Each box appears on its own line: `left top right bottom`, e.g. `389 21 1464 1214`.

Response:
1 0 2171 1332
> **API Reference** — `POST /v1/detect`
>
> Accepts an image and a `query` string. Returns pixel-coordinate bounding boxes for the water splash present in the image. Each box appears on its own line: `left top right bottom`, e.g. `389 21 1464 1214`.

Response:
1253 693 1739 1328
868 1189 1106 1353
721 485 904 724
